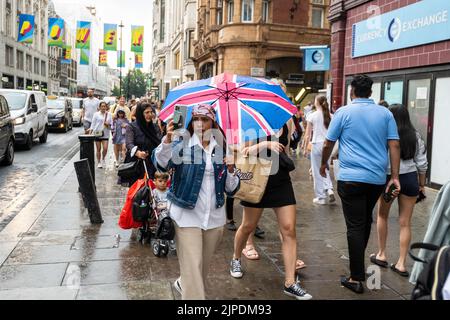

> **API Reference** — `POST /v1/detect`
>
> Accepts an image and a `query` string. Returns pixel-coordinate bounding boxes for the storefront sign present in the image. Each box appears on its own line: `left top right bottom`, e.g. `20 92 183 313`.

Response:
250 67 265 77
303 48 330 71
352 0 450 58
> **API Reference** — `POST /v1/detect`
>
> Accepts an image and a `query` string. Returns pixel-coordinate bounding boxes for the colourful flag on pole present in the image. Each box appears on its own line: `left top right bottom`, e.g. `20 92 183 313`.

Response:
80 49 89 65
117 51 125 68
61 45 71 64
131 26 144 52
135 53 143 69
18 14 35 43
76 21 91 49
103 23 117 51
99 50 108 67
48 18 64 47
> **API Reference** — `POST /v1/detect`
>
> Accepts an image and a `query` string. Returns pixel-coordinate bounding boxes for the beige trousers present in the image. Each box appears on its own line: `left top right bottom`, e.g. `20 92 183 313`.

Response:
175 222 224 300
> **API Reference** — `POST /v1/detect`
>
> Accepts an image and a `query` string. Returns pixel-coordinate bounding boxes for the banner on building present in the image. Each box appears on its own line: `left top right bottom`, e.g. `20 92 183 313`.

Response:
61 45 72 64
18 14 35 43
131 25 144 52
135 53 143 68
103 23 117 51
76 21 91 49
48 17 65 47
99 49 108 66
117 50 125 67
80 49 89 65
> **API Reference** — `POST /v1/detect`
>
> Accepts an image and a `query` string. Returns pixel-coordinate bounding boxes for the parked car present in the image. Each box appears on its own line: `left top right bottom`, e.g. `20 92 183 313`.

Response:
68 97 83 126
0 94 14 166
0 89 48 150
47 96 73 132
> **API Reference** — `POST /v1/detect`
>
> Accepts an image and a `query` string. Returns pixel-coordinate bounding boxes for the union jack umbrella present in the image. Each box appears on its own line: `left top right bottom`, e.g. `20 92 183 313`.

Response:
159 72 297 145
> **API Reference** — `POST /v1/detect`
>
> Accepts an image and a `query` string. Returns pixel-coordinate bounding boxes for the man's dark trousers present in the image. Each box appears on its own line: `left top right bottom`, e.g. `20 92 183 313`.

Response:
337 181 385 281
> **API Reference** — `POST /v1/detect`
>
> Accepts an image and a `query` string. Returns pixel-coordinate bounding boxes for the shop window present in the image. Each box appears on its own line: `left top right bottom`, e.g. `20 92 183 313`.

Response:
384 81 403 105
407 78 431 147
217 0 223 25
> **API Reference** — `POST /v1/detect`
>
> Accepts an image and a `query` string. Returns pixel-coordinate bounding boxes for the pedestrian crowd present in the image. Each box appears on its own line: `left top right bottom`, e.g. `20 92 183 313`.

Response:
81 73 428 300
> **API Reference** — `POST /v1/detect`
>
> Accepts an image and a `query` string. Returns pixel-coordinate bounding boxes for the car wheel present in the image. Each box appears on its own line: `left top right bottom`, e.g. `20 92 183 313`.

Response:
24 131 33 150
39 126 48 143
1 139 14 166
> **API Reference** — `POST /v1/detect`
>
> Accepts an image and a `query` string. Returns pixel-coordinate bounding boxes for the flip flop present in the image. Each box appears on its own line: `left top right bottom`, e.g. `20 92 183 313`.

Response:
370 254 388 268
242 246 260 260
390 264 409 277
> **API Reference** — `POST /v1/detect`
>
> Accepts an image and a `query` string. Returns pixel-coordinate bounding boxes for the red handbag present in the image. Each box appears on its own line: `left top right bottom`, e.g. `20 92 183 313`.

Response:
118 178 147 229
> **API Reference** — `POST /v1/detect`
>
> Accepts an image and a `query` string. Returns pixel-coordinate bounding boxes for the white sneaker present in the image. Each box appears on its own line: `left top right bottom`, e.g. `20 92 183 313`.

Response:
327 189 336 203
313 198 327 205
230 259 243 278
97 162 103 169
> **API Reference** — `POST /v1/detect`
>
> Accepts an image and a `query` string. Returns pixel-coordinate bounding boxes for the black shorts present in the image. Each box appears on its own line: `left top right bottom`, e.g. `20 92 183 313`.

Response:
386 172 419 197
94 137 109 142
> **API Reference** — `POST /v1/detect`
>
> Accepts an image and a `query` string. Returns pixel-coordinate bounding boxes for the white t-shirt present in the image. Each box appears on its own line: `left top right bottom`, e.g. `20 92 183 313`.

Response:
83 97 100 122
307 110 329 144
90 111 112 137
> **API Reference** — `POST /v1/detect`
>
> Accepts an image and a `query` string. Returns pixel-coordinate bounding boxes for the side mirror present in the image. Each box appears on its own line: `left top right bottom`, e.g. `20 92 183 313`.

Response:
31 103 38 113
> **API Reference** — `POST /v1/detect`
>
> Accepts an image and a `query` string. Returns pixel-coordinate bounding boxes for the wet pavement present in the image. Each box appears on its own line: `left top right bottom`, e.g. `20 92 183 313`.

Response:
0 142 438 300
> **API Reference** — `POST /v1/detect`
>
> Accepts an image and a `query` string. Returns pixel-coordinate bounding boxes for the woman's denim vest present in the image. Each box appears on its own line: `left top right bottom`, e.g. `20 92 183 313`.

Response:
152 140 239 210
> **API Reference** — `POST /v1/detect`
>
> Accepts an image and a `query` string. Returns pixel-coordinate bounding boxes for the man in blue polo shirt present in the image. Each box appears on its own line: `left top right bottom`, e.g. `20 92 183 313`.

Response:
320 75 401 294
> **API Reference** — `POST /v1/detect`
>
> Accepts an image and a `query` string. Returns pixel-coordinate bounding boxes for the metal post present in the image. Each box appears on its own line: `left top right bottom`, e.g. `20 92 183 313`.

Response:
78 134 96 184
74 159 103 224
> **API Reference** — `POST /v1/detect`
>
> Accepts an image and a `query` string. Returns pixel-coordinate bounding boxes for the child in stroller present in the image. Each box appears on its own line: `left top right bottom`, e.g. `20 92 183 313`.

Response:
137 171 175 257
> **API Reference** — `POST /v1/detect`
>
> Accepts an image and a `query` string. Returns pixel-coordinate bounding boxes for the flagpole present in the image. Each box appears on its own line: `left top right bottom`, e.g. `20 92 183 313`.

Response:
119 21 124 97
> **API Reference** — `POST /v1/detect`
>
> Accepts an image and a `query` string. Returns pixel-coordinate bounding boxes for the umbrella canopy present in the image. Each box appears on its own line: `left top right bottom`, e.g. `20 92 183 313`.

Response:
159 72 297 145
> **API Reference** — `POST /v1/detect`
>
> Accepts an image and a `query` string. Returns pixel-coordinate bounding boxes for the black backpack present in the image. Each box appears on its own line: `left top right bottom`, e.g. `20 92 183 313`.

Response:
132 183 152 222
155 209 175 241
409 242 450 300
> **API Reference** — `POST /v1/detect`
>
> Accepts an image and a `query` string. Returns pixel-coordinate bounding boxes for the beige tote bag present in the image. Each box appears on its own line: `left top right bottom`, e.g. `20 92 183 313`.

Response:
233 152 272 204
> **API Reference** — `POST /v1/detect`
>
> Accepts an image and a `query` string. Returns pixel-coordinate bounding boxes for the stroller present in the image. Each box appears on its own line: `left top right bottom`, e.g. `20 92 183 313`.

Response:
133 162 175 257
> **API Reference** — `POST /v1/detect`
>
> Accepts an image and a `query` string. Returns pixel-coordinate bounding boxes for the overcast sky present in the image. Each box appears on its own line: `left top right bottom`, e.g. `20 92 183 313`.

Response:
53 0 153 72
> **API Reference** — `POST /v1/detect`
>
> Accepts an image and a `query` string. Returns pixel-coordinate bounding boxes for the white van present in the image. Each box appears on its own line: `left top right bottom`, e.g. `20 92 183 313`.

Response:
0 89 48 150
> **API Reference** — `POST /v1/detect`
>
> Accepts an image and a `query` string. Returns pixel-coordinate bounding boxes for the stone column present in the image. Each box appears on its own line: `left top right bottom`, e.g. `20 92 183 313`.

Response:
330 18 346 112
234 0 242 23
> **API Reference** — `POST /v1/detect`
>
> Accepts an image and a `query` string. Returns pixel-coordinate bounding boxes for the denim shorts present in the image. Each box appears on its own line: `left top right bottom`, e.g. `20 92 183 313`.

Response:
386 172 419 197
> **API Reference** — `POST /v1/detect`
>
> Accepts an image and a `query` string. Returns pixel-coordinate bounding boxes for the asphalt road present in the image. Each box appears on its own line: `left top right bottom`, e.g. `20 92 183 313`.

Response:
0 126 84 230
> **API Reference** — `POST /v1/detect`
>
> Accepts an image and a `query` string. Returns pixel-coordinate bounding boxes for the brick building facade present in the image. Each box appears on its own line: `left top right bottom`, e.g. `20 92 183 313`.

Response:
329 0 450 186
194 0 331 101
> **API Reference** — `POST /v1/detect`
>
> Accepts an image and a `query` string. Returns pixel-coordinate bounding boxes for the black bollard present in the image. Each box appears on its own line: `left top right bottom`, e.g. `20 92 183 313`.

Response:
78 134 96 184
74 159 103 224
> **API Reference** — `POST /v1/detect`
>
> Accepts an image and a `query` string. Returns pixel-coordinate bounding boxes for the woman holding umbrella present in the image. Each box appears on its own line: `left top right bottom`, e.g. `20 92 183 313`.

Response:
153 104 240 300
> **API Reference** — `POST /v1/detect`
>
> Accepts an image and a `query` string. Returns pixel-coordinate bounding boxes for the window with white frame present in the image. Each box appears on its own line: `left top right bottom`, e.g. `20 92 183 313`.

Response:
217 0 223 25
5 46 14 67
227 0 234 23
312 7 324 28
262 0 270 23
242 0 254 22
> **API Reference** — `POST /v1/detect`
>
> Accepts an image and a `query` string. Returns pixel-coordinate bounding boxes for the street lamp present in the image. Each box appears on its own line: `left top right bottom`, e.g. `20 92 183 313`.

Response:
118 21 124 97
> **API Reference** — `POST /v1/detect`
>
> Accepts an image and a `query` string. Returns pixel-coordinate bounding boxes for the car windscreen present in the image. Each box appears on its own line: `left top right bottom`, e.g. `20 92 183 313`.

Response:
47 99 65 109
0 92 27 110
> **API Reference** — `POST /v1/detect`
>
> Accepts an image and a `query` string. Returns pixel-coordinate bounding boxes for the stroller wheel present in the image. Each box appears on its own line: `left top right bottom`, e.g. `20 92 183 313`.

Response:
152 240 162 257
160 241 169 257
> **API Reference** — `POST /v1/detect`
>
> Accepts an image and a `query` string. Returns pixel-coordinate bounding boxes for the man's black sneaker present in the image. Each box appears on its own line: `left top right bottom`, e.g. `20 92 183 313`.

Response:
340 276 364 294
254 226 265 239
225 220 237 231
283 282 313 300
